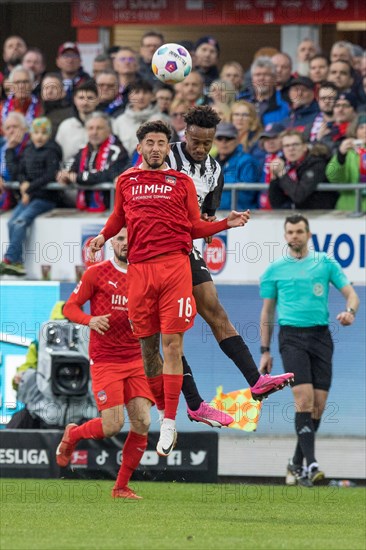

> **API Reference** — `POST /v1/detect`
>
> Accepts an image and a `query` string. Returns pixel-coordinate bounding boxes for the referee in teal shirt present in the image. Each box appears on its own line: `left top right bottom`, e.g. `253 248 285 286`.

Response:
259 213 359 487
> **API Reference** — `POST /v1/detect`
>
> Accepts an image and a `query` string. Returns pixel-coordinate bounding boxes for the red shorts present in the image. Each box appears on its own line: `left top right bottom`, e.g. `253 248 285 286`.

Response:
91 358 154 411
127 252 197 338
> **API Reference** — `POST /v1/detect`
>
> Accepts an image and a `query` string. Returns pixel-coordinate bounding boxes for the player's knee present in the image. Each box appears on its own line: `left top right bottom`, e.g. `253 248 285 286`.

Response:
162 338 182 361
102 418 124 437
199 298 229 325
132 415 150 434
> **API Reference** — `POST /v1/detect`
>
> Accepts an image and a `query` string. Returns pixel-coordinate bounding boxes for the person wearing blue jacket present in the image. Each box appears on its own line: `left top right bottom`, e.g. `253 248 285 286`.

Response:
282 76 320 140
214 122 260 210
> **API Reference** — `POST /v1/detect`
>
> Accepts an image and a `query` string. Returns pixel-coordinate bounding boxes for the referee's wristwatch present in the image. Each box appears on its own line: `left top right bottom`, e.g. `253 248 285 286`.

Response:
260 346 270 354
346 308 356 316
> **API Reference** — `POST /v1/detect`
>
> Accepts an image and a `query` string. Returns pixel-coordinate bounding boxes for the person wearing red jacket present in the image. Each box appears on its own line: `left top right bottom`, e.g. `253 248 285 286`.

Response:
57 227 154 500
89 120 249 457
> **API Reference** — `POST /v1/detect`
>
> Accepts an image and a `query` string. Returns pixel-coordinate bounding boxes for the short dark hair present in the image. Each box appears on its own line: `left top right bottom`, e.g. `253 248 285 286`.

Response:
136 120 172 142
141 31 165 45
184 105 221 129
309 53 330 65
126 79 153 95
73 79 98 96
319 81 339 94
285 214 310 232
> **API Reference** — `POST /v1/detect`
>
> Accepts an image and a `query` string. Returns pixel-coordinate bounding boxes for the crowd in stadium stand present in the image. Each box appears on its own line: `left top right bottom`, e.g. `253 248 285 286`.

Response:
0 32 365 225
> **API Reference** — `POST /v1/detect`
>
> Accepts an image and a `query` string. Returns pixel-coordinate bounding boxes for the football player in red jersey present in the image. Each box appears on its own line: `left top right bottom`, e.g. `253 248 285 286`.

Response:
57 227 154 500
89 120 249 457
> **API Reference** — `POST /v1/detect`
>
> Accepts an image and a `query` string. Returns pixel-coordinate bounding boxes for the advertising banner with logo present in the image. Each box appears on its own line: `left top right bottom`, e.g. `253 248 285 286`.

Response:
0 431 218 482
72 0 365 27
1 213 363 283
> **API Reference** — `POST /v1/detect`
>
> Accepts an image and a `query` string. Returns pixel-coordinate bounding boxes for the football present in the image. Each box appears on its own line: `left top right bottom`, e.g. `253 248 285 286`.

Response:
152 43 192 84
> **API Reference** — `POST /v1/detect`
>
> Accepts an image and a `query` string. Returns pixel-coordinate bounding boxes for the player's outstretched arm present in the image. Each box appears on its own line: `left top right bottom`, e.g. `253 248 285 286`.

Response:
227 210 250 228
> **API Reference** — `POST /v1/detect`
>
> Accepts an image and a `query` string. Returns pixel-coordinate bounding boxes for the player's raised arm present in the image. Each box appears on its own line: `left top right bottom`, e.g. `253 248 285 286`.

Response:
185 176 249 239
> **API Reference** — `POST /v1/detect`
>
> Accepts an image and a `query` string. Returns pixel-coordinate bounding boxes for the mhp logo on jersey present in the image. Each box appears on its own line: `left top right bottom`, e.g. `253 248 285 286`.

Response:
203 233 227 274
165 175 176 185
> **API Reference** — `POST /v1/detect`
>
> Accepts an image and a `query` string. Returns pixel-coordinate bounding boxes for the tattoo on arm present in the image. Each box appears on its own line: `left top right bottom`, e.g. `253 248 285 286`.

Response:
140 333 163 378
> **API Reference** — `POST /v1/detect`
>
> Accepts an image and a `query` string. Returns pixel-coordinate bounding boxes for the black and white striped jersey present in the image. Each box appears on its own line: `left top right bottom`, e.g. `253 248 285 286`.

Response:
167 142 224 216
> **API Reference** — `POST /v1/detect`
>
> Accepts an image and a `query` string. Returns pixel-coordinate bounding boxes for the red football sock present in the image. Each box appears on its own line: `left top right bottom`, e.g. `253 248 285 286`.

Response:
70 418 104 444
163 373 183 420
147 374 165 410
115 431 148 489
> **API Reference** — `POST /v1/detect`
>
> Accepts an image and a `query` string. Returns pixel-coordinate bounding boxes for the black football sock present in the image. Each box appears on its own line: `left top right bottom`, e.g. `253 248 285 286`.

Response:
295 412 316 467
219 336 260 387
181 356 203 411
293 417 321 466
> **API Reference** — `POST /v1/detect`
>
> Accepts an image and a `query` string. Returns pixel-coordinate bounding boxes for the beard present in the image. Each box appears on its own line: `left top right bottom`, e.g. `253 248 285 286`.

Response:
115 253 127 263
145 157 164 169
8 54 22 67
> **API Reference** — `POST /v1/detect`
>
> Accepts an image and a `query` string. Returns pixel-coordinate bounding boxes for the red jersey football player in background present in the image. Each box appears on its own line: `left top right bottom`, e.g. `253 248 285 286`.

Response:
89 120 249 457
57 227 154 500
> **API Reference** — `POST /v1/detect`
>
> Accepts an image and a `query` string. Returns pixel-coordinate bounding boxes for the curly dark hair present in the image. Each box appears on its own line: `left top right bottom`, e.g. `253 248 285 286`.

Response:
183 105 221 129
136 120 172 142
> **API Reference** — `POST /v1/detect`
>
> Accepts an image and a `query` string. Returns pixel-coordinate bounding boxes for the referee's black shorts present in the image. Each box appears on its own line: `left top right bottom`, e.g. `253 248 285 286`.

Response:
189 246 213 286
279 325 333 391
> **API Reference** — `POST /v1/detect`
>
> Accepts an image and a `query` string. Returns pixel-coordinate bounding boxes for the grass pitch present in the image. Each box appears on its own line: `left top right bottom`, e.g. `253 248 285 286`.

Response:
1 479 365 550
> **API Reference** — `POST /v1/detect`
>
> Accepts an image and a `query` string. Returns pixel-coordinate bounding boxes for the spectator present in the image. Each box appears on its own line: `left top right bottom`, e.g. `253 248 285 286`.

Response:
317 91 358 153
55 79 99 167
41 73 73 139
0 112 30 210
309 81 338 143
271 52 294 101
22 47 46 97
178 70 210 107
138 31 164 85
282 76 319 137
55 42 90 105
0 65 43 133
230 99 263 153
153 83 175 116
2 36 27 78
57 112 130 212
214 122 259 211
296 38 319 77
106 46 120 62
92 53 112 79
220 61 245 96
168 98 190 142
112 79 159 157
328 60 354 94
309 54 330 99
239 57 290 126
0 117 63 276
95 70 125 118
194 36 220 93
257 122 285 209
326 113 366 211
360 52 366 77
113 46 140 94
268 129 338 210
208 78 236 109
330 41 354 65
211 102 231 123
351 45 364 73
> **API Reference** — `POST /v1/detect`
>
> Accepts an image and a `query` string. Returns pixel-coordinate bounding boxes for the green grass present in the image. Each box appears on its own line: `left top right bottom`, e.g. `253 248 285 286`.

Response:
1 480 365 550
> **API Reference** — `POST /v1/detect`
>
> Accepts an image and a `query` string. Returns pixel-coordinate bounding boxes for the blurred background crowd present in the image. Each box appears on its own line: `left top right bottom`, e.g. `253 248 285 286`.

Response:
0 28 365 259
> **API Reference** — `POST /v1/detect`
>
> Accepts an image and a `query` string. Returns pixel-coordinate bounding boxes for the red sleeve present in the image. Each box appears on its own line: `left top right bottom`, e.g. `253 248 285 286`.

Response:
186 177 229 239
63 270 94 325
100 176 126 241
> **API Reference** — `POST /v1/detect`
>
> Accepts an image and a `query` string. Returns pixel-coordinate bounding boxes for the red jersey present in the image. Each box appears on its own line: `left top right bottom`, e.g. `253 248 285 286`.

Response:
100 166 229 263
63 258 141 365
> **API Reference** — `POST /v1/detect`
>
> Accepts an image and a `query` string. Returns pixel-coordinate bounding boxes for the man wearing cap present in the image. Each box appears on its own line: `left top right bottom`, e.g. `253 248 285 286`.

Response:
194 36 220 93
257 122 285 209
214 122 259 210
282 76 319 138
55 42 90 105
316 91 358 154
